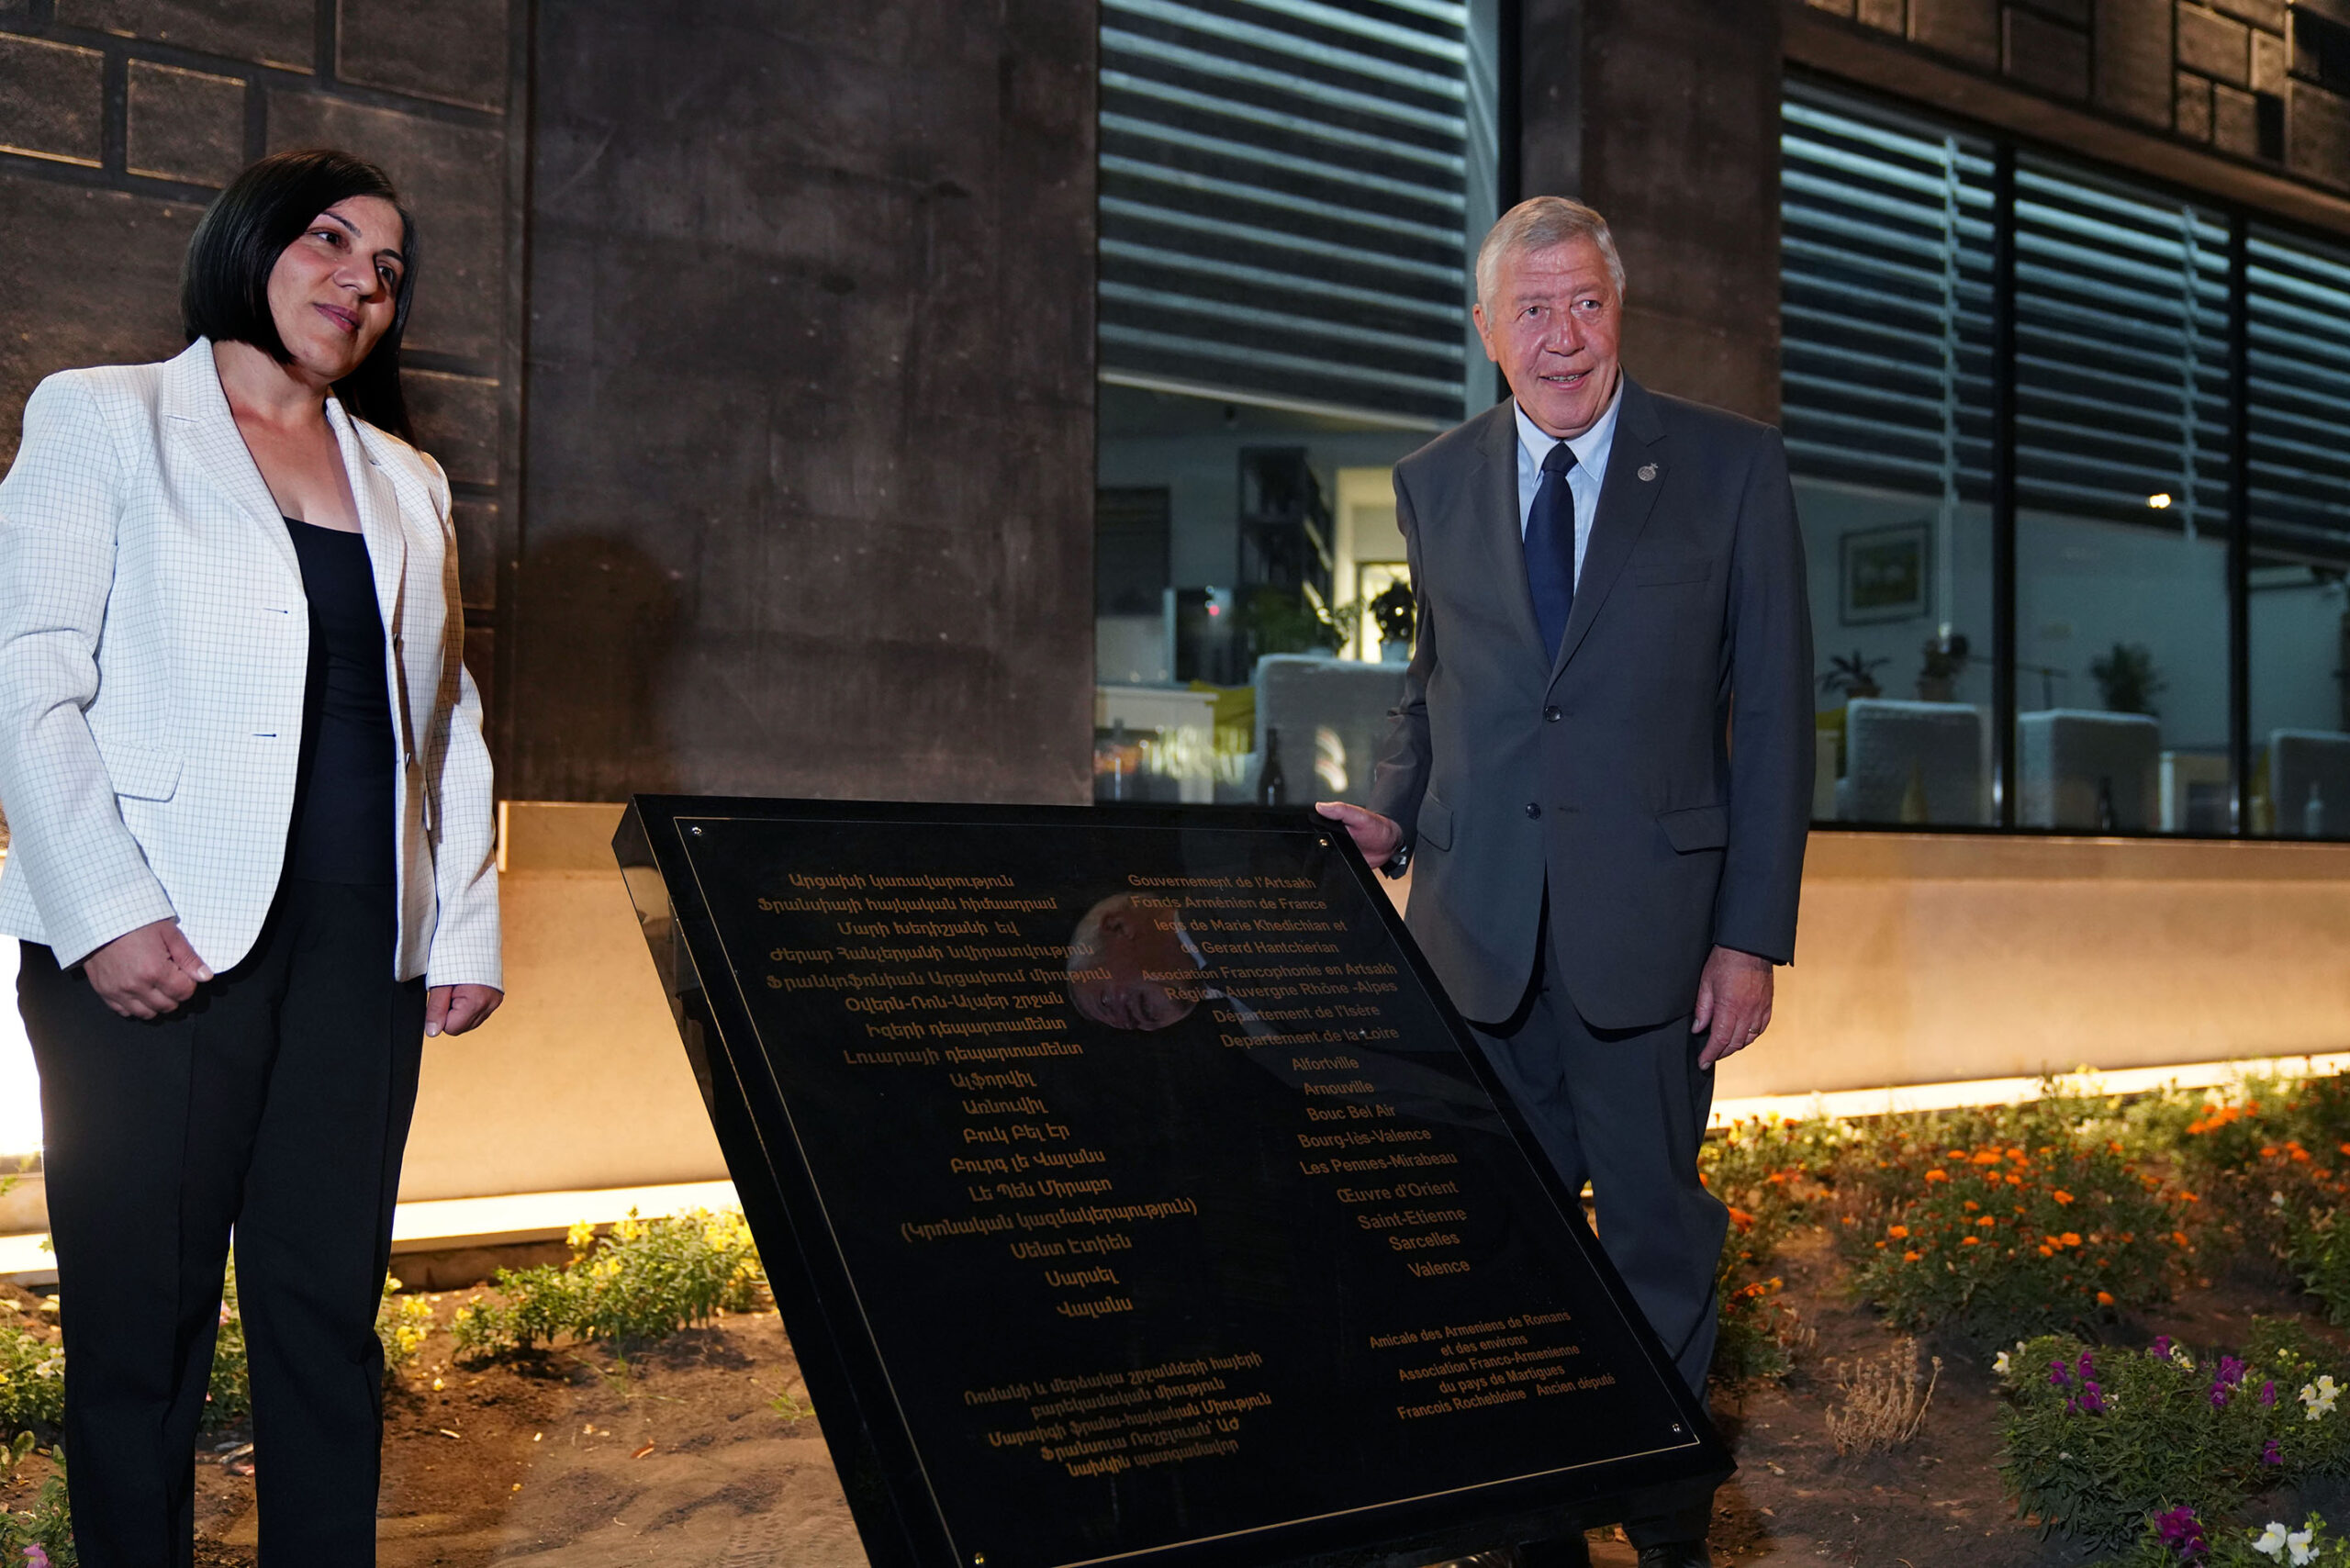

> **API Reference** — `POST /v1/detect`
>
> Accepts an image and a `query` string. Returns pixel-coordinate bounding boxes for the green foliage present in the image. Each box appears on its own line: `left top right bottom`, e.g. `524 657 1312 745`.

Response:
0 1312 63 1441
2132 1076 2350 1325
450 1209 766 1359
1368 579 1415 644
5 1267 439 1449
1998 1323 2350 1553
205 1267 250 1432
1834 1092 2192 1345
375 1278 433 1376
2102 1511 2350 1568
0 1443 75 1566
2091 642 2166 717
1235 588 1337 657
1703 1115 1844 1384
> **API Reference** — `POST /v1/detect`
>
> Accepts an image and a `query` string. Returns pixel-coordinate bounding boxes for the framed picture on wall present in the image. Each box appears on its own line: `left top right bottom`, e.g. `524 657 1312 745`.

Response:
1841 522 1929 625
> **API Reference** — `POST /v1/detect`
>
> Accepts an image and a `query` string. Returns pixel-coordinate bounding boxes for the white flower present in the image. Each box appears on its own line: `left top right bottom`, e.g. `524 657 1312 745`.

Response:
2275 1190 2291 1208
1993 1350 2011 1375
2288 1526 2317 1566
2300 1376 2340 1420
2172 1346 2197 1371
2255 1522 2293 1560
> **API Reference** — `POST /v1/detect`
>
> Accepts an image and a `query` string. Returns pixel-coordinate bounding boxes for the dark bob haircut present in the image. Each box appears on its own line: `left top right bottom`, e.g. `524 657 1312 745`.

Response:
181 148 419 441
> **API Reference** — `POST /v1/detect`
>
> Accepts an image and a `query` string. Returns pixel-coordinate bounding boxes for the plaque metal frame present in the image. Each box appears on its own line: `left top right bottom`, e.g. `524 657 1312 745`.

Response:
615 795 1732 1568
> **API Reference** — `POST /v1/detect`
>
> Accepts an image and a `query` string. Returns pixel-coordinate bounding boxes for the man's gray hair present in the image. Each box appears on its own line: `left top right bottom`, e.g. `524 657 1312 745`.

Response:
1474 196 1626 308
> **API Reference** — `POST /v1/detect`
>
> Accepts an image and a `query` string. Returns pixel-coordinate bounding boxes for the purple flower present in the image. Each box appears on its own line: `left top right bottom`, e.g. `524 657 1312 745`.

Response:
2219 1355 2248 1387
2210 1380 2231 1409
2155 1505 2209 1562
2075 1383 2107 1414
2152 1335 2174 1361
2050 1358 2072 1387
2079 1350 2099 1385
26 1548 52 1568
2263 1380 2278 1407
2263 1439 2283 1465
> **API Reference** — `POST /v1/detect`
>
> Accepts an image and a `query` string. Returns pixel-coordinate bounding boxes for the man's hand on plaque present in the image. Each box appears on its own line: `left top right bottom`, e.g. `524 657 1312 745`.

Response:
1313 801 1402 868
1692 946 1773 1070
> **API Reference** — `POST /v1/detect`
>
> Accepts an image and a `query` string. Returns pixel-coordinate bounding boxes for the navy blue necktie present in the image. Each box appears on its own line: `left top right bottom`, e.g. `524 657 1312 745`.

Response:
1525 441 1579 657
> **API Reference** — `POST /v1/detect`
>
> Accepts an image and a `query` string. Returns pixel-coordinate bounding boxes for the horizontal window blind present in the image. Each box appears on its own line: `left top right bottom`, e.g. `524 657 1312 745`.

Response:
2013 161 2232 532
1779 85 1996 499
2248 228 2350 570
1099 0 1472 426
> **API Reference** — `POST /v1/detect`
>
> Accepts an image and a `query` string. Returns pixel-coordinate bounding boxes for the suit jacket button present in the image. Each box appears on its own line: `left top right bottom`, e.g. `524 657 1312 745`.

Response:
1544 706 1561 722
1525 802 1541 819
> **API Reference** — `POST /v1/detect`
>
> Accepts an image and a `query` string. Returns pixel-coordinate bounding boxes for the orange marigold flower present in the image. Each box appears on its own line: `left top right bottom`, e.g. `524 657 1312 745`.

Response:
2172 1230 2192 1248
1902 1250 1921 1262
1729 1207 1757 1232
1976 1215 1997 1226
2097 1290 2115 1305
2062 1231 2082 1247
1964 1199 1980 1211
1971 1150 2003 1166
1961 1236 1980 1247
2053 1190 2076 1204
1926 1170 1950 1182
1887 1225 1909 1238
2037 1245 2054 1257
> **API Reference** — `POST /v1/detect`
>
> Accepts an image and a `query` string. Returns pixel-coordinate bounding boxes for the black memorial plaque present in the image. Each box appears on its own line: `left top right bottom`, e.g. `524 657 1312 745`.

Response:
615 797 1728 1568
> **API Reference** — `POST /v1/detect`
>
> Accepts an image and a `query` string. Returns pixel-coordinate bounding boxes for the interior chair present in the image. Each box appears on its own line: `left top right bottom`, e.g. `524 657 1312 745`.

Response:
1836 699 1985 826
2016 710 2161 832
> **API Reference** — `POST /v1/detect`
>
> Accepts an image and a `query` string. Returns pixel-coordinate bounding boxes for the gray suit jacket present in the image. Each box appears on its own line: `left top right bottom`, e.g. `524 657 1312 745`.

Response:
1367 376 1814 1030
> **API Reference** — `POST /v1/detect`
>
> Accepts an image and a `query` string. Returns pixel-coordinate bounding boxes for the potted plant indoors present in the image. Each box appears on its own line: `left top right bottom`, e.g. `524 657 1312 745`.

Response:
1918 627 1970 702
1370 579 1416 664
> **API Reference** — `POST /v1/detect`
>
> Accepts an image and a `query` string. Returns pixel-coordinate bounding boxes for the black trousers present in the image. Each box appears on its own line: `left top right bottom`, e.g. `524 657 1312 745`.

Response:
1469 969 1726 1550
22 879 425 1568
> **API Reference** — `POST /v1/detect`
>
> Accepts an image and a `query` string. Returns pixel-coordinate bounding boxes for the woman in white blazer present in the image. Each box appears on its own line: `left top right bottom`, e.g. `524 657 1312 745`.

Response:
0 149 500 1563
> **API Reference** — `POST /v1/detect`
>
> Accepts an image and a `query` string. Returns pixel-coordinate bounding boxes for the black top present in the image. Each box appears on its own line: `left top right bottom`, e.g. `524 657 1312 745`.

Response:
284 519 397 886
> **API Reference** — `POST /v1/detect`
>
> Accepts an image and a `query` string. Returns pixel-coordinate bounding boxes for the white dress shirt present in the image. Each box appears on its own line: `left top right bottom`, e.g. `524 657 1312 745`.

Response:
1513 378 1624 586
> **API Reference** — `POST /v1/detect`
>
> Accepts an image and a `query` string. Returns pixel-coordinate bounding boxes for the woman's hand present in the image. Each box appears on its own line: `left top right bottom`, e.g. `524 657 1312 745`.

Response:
84 918 214 1018
426 983 502 1037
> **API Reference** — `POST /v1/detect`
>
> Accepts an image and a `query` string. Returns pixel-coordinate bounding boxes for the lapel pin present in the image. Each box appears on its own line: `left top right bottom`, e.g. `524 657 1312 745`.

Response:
1638 463 1659 482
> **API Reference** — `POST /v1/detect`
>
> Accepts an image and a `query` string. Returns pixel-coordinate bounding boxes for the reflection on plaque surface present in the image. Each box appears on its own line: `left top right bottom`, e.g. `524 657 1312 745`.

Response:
616 797 1727 1568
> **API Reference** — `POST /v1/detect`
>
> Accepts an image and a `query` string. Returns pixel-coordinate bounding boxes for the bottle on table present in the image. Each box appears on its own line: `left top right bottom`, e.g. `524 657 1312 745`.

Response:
1259 727 1287 807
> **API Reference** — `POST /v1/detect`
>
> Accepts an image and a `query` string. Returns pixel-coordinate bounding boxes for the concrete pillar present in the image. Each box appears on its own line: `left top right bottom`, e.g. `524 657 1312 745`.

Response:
507 3 1100 805
1516 0 1784 424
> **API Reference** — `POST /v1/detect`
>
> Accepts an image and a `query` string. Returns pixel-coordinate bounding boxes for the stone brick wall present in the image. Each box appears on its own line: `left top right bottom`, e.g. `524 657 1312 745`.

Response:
0 0 520 720
505 2 1099 805
1518 0 1786 424
1801 0 2350 190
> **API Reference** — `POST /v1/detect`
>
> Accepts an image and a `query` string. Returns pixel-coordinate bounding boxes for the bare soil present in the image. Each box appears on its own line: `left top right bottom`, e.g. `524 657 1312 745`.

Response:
5 1234 2344 1566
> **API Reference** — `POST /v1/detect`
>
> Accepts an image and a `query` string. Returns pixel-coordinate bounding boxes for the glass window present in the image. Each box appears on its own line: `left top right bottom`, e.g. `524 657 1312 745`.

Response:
2247 228 2350 838
1781 86 1997 827
1093 0 1494 809
1782 80 2350 842
2010 162 2232 834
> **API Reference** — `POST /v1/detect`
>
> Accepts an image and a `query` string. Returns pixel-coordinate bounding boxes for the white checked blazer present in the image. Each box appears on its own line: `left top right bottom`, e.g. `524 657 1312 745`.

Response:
0 339 500 988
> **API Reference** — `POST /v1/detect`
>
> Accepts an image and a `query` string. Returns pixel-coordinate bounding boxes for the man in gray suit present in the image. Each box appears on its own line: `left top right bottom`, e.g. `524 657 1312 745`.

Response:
1319 196 1813 1568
